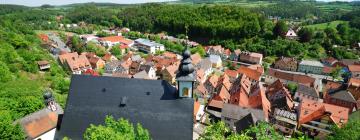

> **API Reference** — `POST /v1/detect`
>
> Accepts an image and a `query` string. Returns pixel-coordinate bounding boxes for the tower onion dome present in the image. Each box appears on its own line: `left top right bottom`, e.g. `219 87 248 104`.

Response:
176 47 195 81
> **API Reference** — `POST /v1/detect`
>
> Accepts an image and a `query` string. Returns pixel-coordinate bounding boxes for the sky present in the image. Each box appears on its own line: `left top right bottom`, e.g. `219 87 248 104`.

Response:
0 0 358 7
0 0 177 7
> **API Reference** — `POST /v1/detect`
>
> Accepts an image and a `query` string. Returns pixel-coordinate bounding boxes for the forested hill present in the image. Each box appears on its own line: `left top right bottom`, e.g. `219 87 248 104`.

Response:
0 4 29 15
119 4 264 40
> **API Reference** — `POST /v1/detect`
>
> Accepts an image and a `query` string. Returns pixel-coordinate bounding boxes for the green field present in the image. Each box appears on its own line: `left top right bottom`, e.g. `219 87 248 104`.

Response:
304 20 348 30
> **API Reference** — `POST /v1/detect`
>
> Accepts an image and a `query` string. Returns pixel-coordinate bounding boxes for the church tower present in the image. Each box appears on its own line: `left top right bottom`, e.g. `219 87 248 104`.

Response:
176 47 196 98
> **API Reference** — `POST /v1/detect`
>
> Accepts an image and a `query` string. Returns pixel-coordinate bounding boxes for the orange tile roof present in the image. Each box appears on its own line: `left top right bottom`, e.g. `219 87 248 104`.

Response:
299 99 349 127
348 65 360 72
196 69 206 83
224 69 238 78
237 66 262 81
22 112 58 139
208 99 224 109
247 64 264 73
194 101 201 118
100 36 134 45
38 34 49 42
59 52 91 71
191 53 202 65
196 84 208 96
349 78 360 87
165 64 179 77
207 75 219 88
163 52 177 59
102 53 114 62
119 44 129 49
268 69 315 86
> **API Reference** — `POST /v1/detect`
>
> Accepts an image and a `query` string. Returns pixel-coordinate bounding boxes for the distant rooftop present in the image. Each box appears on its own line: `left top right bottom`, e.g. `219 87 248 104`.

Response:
299 60 324 67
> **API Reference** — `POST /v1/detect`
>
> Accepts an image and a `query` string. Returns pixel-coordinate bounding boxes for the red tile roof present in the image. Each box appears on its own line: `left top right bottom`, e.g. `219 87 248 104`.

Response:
224 69 238 78
299 99 349 127
22 112 58 139
191 53 202 65
348 65 360 72
99 36 134 45
237 66 262 81
268 69 315 86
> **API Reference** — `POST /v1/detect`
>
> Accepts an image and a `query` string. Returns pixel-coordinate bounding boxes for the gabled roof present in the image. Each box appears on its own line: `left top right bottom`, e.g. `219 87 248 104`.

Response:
196 58 212 71
222 103 264 120
329 90 357 103
348 64 360 72
237 66 262 81
225 69 238 78
349 78 360 87
298 99 349 127
133 70 150 79
297 84 319 98
19 103 63 139
56 75 193 140
191 53 202 65
207 75 219 88
268 68 315 86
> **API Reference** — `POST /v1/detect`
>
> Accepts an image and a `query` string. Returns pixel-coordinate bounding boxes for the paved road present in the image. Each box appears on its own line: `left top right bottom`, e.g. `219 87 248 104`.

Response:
47 32 71 52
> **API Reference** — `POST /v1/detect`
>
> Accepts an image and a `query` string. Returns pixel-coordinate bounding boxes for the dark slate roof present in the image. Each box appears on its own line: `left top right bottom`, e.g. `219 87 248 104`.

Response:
221 104 265 133
330 90 357 103
55 75 194 140
297 84 319 98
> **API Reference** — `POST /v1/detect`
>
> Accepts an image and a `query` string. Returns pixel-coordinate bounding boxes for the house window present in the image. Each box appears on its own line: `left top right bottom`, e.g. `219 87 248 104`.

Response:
182 87 189 97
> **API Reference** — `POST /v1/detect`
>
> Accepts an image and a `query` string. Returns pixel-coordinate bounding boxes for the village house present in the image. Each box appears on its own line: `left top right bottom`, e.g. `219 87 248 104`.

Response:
134 64 157 80
221 103 266 133
321 57 338 67
99 36 134 48
266 80 294 111
237 66 262 84
323 80 358 113
265 68 321 92
204 75 219 95
206 45 224 57
162 64 179 84
294 84 320 102
102 53 118 62
332 59 360 68
272 108 297 135
58 52 91 74
348 64 360 78
285 29 298 39
298 99 349 138
135 38 165 54
37 60 50 71
209 55 222 68
129 61 142 75
196 58 213 77
191 53 202 65
83 69 100 76
80 34 99 43
229 49 241 61
239 51 263 64
195 69 207 84
195 83 209 99
298 60 325 75
274 57 298 71
224 69 239 82
18 92 63 140
194 101 205 123
348 78 360 101
88 57 105 70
